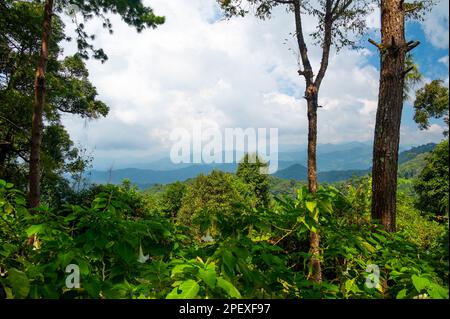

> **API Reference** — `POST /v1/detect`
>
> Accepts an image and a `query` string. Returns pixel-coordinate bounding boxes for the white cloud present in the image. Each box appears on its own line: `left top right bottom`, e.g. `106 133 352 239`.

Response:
421 0 449 49
400 124 447 146
60 0 444 169
439 55 449 67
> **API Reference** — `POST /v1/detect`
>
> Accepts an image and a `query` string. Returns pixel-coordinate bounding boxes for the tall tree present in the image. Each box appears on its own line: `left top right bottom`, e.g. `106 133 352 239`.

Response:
218 0 372 283
369 0 434 232
27 0 164 209
1 0 107 205
29 0 54 209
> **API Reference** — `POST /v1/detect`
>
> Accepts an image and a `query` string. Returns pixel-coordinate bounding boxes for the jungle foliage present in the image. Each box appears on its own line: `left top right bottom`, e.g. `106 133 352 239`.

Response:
0 147 448 299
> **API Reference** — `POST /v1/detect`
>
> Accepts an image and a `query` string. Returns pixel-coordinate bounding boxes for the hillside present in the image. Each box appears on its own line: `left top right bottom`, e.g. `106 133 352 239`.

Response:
88 143 435 188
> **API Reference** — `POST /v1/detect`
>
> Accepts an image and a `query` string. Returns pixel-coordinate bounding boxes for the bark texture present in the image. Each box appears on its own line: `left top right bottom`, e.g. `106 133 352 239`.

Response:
371 0 408 232
29 0 53 209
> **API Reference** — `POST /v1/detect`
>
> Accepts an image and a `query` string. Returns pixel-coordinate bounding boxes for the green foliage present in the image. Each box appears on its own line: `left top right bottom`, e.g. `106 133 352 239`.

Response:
414 139 449 216
397 184 446 251
218 0 374 50
0 0 107 199
177 170 257 237
414 80 449 136
398 153 428 179
236 153 270 209
404 54 423 101
160 182 186 219
0 170 448 299
52 0 165 62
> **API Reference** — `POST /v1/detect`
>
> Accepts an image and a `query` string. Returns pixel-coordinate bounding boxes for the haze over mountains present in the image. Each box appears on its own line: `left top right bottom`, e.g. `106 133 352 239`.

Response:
87 142 435 188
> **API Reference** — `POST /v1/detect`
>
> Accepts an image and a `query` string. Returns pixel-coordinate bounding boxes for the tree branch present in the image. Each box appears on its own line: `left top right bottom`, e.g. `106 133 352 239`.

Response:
272 0 294 4
407 40 420 52
315 0 334 88
402 66 415 77
293 0 314 84
368 38 384 51
332 0 353 22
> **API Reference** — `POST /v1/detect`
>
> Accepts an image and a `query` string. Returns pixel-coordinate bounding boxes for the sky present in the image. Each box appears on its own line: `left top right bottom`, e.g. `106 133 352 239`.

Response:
60 0 449 170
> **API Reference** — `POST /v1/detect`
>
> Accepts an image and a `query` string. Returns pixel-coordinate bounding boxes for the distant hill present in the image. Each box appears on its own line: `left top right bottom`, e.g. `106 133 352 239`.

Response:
87 143 436 188
272 143 436 183
273 163 369 183
398 143 436 165
398 153 430 179
89 164 237 188
273 164 308 180
278 142 373 171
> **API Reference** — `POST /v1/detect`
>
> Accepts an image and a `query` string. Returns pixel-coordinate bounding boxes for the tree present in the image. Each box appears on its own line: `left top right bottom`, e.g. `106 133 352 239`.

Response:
161 181 186 219
0 1 106 205
25 0 164 209
414 79 449 136
369 0 434 232
414 139 449 217
218 0 373 283
177 170 257 238
236 153 270 209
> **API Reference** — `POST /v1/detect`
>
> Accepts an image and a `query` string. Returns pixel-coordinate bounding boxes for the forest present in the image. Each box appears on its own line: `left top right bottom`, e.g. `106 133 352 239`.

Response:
0 0 449 300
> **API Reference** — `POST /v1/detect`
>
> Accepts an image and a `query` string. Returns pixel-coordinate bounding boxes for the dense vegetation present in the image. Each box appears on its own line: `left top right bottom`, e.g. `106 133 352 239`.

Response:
0 0 448 300
1 143 449 299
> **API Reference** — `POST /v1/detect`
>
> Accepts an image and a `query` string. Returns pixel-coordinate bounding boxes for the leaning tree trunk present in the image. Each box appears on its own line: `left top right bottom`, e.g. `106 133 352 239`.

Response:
29 0 54 209
371 0 407 232
306 92 322 283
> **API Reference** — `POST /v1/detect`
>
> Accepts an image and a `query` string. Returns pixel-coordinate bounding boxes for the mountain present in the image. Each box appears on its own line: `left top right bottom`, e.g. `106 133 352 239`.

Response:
318 169 369 183
274 164 308 180
89 164 237 187
398 143 436 165
275 143 436 182
87 143 437 188
277 142 373 171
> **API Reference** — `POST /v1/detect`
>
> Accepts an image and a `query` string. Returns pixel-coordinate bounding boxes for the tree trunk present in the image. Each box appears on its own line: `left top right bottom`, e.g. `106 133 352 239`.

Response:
29 0 53 209
307 94 321 283
371 0 406 232
293 0 323 284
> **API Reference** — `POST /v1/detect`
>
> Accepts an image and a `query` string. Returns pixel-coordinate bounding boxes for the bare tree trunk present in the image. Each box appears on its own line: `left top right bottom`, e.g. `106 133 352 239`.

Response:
29 0 53 209
371 0 409 232
306 95 321 283
293 0 326 284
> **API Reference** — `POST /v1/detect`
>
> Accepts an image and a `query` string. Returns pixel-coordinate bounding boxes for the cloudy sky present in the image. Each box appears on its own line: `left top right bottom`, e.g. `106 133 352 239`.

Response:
61 0 449 169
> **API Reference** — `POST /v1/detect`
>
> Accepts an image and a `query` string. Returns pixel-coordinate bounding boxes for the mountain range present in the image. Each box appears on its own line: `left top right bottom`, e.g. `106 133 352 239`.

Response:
86 142 436 188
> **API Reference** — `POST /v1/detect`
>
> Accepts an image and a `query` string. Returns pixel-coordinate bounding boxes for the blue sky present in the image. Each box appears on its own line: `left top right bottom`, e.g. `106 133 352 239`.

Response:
60 0 449 169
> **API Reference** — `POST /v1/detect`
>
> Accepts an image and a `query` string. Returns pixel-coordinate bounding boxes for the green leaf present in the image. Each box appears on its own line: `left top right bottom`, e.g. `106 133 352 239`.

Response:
4 202 13 214
26 224 45 236
318 200 333 214
217 277 241 298
427 283 449 299
396 289 408 299
198 268 216 289
411 275 430 292
171 264 192 277
305 201 317 213
6 268 30 299
166 279 199 299
58 251 74 267
78 259 90 276
344 278 355 293
222 250 236 275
